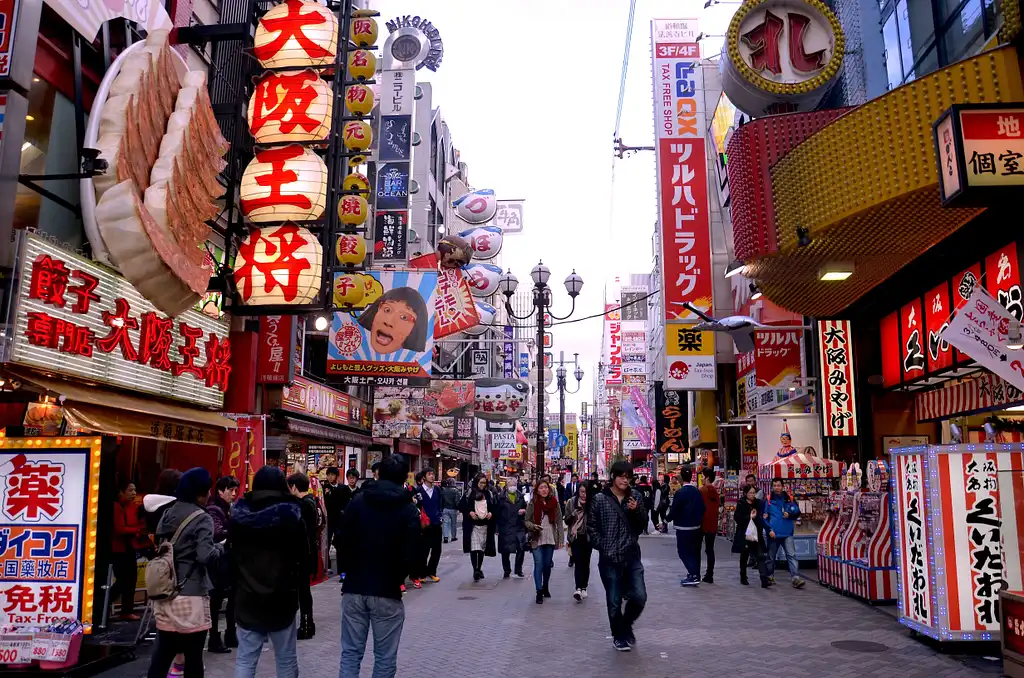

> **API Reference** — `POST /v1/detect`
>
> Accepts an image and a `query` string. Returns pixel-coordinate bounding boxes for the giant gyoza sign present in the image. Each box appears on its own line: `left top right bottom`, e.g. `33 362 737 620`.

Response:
10 235 231 408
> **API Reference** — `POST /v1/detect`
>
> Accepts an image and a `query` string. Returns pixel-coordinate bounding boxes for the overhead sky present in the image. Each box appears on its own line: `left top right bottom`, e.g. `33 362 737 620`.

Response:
374 1 734 420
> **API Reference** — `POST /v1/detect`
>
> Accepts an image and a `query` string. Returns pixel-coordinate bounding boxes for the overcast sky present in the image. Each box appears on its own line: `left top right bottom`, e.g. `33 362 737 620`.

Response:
376 0 733 419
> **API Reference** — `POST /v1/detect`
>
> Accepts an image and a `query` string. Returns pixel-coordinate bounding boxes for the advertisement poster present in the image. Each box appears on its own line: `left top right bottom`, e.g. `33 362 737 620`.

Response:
434 267 479 338
328 270 438 386
943 286 1024 391
654 384 686 459
894 453 931 626
222 416 266 494
23 403 64 437
818 320 858 436
372 386 427 438
422 380 475 442
0 439 101 628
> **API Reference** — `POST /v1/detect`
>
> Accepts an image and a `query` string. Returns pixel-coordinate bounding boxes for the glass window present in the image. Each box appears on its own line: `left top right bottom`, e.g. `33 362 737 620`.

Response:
883 13 904 89
16 77 85 248
907 45 939 81
942 0 987 63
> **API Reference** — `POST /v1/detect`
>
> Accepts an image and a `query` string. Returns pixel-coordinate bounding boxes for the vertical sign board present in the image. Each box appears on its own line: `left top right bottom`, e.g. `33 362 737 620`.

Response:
894 452 932 628
374 69 415 263
654 383 686 460
651 18 715 389
818 320 858 436
257 315 298 384
0 438 102 630
603 304 622 386
503 326 514 379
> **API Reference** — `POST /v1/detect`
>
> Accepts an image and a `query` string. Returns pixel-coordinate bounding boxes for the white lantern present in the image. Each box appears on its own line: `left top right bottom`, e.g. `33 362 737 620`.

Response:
457 225 504 260
253 0 338 70
247 69 333 144
462 263 503 297
452 188 498 224
234 224 323 305
240 145 327 223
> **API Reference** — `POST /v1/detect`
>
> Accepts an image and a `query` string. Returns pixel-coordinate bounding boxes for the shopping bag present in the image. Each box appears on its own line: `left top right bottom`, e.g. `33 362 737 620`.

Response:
744 521 758 542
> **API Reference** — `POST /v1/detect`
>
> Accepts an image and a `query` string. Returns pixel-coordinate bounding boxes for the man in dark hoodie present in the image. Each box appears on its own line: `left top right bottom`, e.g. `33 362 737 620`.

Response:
670 466 706 588
339 455 420 678
230 466 308 678
287 472 320 640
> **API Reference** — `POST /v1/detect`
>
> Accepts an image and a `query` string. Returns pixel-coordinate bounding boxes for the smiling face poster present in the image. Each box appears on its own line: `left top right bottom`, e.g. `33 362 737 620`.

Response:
328 270 438 386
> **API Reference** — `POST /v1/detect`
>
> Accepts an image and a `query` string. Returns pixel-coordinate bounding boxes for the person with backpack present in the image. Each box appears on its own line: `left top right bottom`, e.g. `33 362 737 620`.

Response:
230 466 308 678
145 468 223 678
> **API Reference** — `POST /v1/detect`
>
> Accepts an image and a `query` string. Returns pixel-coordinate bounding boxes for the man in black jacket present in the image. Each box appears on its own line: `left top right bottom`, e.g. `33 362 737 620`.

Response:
339 455 420 678
230 466 308 678
287 472 319 640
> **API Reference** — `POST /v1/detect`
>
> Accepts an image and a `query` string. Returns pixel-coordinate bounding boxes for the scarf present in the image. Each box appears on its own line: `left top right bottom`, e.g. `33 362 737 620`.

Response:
533 492 559 526
507 491 518 504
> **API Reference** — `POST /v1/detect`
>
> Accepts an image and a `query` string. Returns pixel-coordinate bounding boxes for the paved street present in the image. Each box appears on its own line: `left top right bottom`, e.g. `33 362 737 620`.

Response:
100 534 999 678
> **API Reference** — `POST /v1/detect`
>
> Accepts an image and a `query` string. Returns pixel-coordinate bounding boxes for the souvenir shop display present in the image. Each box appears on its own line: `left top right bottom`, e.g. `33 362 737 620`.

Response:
839 491 896 603
890 442 1024 642
817 491 855 590
721 470 740 539
0 619 84 670
757 425 842 561
866 459 890 491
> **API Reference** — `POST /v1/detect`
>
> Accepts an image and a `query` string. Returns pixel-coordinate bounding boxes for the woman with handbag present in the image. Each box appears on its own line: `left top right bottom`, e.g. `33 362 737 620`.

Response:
731 484 771 588
525 480 563 604
459 473 496 581
564 482 592 602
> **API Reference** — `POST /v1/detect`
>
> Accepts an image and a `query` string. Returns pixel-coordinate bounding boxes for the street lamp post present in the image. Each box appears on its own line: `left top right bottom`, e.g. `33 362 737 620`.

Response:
555 353 584 465
500 261 584 477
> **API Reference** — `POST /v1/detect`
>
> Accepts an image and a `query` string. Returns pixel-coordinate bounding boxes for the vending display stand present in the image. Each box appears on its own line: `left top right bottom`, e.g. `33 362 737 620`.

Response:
891 443 1024 642
839 491 897 603
817 491 854 591
759 452 842 561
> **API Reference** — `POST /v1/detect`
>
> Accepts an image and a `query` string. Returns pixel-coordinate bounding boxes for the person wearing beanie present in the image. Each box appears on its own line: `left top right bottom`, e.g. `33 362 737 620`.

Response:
230 466 308 678
146 467 222 678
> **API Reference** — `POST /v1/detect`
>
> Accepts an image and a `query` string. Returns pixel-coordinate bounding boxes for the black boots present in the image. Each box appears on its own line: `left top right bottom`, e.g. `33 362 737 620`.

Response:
541 570 552 598
207 631 230 654
223 627 238 648
536 590 544 604
297 614 316 640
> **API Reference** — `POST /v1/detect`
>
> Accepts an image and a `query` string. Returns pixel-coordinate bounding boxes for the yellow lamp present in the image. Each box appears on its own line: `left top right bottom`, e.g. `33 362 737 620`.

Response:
344 84 375 116
347 49 377 81
342 120 372 151
343 172 370 195
338 195 369 225
333 274 365 307
349 16 378 47
335 234 367 265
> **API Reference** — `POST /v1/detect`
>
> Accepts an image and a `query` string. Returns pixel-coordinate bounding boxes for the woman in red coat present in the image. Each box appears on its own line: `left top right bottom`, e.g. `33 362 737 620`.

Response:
111 479 144 621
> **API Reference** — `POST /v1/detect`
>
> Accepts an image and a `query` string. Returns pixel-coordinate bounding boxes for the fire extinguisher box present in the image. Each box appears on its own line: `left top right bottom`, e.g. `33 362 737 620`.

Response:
891 443 1024 642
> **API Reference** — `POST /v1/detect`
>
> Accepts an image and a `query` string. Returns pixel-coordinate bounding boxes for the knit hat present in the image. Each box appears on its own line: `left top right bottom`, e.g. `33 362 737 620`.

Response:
175 467 212 502
252 465 289 493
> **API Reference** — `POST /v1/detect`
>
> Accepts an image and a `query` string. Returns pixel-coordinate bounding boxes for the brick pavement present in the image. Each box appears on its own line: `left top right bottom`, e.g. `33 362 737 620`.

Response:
99 535 998 678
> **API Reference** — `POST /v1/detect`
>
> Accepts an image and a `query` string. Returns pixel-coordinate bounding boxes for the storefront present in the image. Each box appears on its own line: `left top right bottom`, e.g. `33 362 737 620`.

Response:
264 375 371 479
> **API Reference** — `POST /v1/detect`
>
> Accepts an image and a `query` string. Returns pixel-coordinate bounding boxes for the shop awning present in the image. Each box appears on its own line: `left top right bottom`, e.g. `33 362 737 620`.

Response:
915 372 1024 421
44 0 171 42
10 369 235 446
431 440 472 461
283 417 372 447
758 453 841 479
736 46 1023 317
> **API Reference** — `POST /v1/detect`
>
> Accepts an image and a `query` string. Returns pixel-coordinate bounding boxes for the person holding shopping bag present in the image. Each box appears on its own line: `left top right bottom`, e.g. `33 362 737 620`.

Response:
732 484 771 588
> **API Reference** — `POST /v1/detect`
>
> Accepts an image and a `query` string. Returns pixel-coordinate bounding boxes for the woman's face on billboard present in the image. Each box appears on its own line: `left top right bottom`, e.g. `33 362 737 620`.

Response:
369 299 417 353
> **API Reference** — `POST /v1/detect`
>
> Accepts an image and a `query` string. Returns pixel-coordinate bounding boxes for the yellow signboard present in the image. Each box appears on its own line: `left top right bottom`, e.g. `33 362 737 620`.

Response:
566 423 578 459
666 324 715 356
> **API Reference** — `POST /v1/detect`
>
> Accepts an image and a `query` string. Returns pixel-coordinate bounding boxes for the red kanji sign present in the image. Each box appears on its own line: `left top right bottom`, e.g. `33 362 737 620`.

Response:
241 145 315 215
250 70 326 139
254 0 333 64
3 462 64 522
233 224 318 303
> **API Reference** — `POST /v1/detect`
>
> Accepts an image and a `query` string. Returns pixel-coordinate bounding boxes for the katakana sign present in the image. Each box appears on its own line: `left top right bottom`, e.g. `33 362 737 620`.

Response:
11 235 231 408
0 438 101 628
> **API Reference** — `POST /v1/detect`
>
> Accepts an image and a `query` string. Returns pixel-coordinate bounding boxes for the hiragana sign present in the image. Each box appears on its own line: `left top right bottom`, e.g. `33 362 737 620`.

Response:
11 235 231 408
0 438 101 629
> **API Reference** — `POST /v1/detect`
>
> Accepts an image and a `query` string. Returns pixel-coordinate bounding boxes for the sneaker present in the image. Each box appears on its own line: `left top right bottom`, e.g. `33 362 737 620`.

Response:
427 576 440 583
573 588 583 602
625 630 636 647
792 578 806 589
581 588 588 599
680 575 700 587
702 574 714 584
412 579 422 589
168 663 185 677
513 572 525 579
503 572 511 579
769 576 776 585
613 638 631 652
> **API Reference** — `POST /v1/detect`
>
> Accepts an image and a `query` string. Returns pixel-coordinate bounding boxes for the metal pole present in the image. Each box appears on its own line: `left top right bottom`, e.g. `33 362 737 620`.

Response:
536 285 546 477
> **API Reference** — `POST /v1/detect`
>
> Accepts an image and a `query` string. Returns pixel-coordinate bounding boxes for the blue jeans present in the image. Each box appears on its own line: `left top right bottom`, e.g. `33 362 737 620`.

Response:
340 594 405 678
597 553 647 639
766 535 801 579
674 528 701 577
532 544 554 590
234 619 298 678
442 508 459 541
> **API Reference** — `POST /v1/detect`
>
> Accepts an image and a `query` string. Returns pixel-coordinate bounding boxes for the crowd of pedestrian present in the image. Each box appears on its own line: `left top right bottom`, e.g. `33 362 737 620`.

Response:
107 459 811 677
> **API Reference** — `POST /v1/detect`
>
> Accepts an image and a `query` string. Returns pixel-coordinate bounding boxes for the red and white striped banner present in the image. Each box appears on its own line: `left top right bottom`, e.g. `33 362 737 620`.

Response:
845 563 897 602
915 372 1024 422
818 320 858 436
758 452 840 479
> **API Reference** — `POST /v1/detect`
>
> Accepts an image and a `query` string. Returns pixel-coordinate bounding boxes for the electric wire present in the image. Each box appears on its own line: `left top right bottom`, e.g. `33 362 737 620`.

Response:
467 288 659 331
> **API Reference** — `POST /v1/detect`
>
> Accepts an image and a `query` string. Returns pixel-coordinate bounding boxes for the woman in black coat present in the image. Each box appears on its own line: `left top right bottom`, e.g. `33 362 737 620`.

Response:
495 478 527 579
732 484 771 588
459 473 497 580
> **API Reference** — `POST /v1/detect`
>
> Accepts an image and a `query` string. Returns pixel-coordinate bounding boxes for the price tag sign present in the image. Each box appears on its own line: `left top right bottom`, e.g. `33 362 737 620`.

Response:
46 635 72 662
31 633 51 661
0 634 34 664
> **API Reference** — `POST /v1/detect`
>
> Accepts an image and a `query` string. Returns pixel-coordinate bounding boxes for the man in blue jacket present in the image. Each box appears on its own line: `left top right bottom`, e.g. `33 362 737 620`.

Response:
669 466 705 587
764 478 805 588
414 469 444 586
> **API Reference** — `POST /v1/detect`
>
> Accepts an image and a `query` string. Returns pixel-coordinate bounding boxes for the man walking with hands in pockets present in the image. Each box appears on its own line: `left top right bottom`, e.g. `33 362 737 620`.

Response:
587 461 649 652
